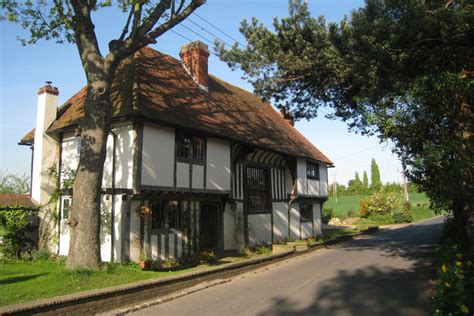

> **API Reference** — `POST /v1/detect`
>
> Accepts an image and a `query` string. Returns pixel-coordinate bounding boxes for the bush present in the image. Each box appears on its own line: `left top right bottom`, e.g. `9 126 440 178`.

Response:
392 212 413 224
347 209 357 217
198 251 218 265
359 191 407 218
0 206 37 259
322 207 333 224
432 217 473 315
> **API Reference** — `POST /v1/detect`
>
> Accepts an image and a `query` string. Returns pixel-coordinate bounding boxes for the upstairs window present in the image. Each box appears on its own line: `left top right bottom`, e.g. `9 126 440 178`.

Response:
300 203 313 222
177 134 205 164
306 161 320 180
246 167 271 213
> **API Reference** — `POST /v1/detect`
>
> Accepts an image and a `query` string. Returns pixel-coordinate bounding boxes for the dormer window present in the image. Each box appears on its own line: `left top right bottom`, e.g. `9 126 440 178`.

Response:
306 161 320 180
177 134 205 164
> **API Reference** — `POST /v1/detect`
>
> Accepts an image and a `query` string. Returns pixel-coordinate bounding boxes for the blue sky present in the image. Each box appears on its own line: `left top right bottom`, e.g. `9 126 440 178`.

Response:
0 0 401 186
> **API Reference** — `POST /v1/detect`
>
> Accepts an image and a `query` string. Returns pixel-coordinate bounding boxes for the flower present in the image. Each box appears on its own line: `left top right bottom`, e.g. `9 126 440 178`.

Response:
460 305 469 314
456 261 463 267
442 264 447 273
444 282 451 288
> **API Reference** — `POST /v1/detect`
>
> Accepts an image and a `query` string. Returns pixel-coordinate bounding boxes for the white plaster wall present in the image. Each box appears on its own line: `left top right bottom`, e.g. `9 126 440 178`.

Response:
100 195 112 262
248 214 272 246
176 162 189 188
273 202 289 241
296 158 307 195
141 124 175 187
223 202 244 250
313 203 322 236
112 196 124 261
114 125 134 189
206 138 231 191
129 200 141 262
61 133 79 188
192 164 204 189
307 179 320 196
102 134 114 189
289 203 300 239
320 164 328 196
301 222 312 239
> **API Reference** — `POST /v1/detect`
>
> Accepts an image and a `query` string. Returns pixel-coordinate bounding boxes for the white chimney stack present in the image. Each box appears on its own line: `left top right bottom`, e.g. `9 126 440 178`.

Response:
31 82 59 204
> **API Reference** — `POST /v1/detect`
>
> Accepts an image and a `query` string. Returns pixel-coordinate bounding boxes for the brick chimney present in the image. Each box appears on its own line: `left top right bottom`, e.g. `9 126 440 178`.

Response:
179 41 210 91
31 82 59 204
279 108 295 126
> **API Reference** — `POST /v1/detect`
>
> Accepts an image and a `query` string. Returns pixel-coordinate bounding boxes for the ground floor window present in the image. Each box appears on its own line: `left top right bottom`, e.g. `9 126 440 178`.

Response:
300 203 313 222
246 167 271 213
61 197 72 220
151 200 183 230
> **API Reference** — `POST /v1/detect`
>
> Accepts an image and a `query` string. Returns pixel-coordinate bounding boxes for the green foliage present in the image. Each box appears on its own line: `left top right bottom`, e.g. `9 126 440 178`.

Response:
322 207 333 224
362 171 369 193
392 212 413 224
0 259 196 306
433 218 474 315
197 250 218 265
359 191 404 217
0 170 30 194
370 159 382 192
0 205 37 259
217 0 474 243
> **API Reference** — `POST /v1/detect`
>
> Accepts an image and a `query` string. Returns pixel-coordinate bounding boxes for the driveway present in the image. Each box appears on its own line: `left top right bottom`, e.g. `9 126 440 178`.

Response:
129 216 444 316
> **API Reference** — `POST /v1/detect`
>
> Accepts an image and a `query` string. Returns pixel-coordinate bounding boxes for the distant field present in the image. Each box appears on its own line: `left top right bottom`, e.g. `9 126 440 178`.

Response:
325 192 430 218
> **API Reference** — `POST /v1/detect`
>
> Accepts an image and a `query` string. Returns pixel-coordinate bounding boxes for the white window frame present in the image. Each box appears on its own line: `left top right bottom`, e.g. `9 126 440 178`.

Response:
61 196 72 221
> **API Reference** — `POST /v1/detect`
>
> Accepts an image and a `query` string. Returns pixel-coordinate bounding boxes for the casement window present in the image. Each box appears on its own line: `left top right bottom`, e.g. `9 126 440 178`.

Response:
246 167 271 213
75 136 82 157
306 161 320 180
177 134 205 164
151 200 182 230
61 197 72 220
300 203 313 222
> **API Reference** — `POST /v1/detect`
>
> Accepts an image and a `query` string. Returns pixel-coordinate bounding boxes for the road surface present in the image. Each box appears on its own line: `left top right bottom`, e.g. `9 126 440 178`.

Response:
129 216 443 316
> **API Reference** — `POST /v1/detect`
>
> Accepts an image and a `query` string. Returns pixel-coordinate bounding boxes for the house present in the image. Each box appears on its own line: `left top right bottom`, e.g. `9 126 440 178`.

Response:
19 41 333 262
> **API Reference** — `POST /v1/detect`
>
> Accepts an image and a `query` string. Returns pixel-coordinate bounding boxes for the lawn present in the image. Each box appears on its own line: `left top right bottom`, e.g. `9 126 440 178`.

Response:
0 260 200 307
325 192 430 219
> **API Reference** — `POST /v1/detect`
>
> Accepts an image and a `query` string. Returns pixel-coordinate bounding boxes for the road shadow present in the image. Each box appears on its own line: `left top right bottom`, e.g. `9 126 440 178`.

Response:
257 219 443 316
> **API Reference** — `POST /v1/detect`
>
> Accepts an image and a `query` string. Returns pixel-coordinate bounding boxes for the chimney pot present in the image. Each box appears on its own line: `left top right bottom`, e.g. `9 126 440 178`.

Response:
179 41 210 90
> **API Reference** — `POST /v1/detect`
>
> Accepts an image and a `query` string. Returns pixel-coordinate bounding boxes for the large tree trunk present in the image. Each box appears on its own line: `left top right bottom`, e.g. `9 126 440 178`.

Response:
66 78 112 269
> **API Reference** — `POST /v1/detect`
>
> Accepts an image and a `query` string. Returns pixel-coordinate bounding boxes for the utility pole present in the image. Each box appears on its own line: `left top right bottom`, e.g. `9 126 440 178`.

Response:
334 169 338 203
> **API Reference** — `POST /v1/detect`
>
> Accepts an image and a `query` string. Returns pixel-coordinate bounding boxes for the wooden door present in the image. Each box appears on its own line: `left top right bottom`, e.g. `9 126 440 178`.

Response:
200 203 219 249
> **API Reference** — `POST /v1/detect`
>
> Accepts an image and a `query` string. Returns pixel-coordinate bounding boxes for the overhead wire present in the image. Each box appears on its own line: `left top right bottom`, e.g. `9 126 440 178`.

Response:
192 12 246 47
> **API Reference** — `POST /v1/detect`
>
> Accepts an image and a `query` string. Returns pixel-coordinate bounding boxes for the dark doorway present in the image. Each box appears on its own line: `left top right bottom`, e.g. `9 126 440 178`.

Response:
200 203 220 249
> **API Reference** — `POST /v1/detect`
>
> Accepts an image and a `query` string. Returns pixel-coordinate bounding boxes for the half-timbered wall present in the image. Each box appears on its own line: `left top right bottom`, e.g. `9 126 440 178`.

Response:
296 158 329 197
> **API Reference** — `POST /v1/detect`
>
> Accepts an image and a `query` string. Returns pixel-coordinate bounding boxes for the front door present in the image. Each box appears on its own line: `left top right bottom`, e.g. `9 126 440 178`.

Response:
200 203 220 249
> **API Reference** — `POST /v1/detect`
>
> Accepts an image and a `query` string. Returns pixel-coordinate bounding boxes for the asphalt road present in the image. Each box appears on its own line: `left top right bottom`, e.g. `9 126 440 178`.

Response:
129 216 444 316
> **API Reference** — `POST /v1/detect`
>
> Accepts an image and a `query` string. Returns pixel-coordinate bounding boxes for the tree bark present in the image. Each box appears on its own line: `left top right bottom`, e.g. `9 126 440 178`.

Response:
66 77 112 269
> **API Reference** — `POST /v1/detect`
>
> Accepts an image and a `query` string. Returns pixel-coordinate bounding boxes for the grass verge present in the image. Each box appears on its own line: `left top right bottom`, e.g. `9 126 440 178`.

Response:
0 259 203 307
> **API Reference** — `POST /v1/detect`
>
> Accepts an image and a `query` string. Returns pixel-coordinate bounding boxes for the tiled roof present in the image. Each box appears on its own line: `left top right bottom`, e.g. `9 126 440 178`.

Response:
21 47 333 164
0 194 37 209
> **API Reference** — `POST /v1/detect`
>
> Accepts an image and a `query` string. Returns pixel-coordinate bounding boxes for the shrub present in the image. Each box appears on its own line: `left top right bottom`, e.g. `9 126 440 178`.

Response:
432 217 473 315
31 249 52 261
347 209 357 218
198 251 218 265
359 191 406 218
0 206 37 259
322 207 333 224
392 212 413 224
